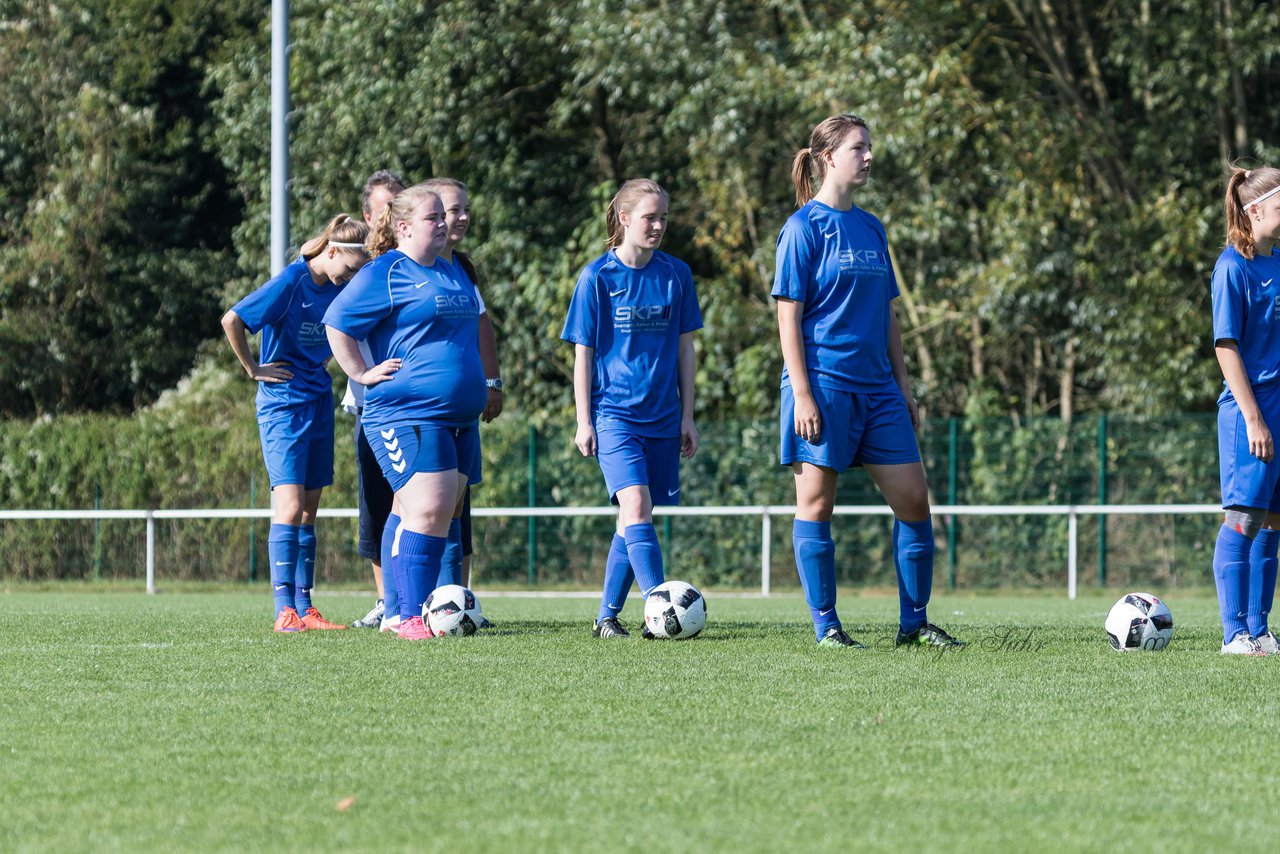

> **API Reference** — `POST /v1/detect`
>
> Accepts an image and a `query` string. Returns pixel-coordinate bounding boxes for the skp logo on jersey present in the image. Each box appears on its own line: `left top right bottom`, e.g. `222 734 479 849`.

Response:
838 248 890 275
298 320 327 347
613 304 672 331
434 293 478 318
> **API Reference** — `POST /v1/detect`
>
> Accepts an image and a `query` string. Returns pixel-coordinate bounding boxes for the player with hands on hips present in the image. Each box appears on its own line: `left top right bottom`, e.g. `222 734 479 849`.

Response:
1209 165 1280 655
774 113 961 649
324 184 486 641
561 178 702 639
221 214 370 633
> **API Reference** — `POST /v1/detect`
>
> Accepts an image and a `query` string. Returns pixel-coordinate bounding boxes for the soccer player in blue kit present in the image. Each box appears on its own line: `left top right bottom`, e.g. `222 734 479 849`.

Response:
562 179 702 639
324 184 487 641
1209 165 1280 655
221 214 370 633
773 114 962 649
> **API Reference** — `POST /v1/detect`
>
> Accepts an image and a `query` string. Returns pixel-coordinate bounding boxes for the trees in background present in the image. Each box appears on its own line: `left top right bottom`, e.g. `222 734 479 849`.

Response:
2 0 1278 421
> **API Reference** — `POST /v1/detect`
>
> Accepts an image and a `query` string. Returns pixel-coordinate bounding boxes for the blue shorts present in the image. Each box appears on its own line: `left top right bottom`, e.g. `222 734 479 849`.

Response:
258 395 335 490
1219 384 1280 511
354 408 394 560
364 419 482 494
597 429 682 505
779 384 920 472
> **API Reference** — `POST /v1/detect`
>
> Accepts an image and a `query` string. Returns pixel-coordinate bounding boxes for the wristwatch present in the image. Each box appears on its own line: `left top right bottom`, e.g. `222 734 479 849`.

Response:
486 378 504 391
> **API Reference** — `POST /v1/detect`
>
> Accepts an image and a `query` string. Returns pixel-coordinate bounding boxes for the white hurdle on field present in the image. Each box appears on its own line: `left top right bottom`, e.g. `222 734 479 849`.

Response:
0 503 1223 599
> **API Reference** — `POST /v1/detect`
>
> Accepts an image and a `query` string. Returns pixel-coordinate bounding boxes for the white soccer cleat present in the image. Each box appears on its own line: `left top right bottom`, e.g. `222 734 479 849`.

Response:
1256 630 1280 655
379 614 403 633
1221 633 1266 655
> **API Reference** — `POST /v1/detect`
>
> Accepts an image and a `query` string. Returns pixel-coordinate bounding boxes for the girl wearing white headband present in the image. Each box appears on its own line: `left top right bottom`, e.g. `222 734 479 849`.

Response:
1209 165 1280 655
222 214 370 633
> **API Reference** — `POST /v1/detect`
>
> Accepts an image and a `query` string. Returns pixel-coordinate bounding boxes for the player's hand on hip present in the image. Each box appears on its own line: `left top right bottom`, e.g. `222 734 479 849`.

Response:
1247 418 1274 463
575 423 597 457
482 388 504 423
252 361 293 383
793 390 821 443
359 358 402 387
681 417 699 459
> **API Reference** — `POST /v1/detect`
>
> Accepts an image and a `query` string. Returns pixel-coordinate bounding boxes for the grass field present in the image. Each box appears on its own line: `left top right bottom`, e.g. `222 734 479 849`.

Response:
2 587 1278 852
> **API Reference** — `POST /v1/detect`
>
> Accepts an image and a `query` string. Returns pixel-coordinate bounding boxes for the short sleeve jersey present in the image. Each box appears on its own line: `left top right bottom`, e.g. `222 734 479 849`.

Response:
1212 245 1280 394
561 249 703 438
231 258 342 414
323 249 486 429
771 200 899 393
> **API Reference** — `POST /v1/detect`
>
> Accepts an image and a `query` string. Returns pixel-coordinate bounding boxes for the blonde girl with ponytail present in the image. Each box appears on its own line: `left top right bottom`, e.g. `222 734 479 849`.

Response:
1209 165 1280 655
560 178 704 639
221 214 370 633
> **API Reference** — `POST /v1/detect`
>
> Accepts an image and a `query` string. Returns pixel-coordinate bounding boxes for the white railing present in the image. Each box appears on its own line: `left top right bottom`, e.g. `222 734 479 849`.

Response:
0 503 1223 598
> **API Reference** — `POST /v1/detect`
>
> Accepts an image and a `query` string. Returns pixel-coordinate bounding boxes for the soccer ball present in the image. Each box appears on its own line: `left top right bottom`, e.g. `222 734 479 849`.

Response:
643 580 707 640
424 584 483 637
1105 592 1173 651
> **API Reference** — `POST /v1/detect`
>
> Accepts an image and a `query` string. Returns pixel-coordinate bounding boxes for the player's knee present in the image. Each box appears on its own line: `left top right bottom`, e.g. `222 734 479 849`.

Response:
1225 506 1267 538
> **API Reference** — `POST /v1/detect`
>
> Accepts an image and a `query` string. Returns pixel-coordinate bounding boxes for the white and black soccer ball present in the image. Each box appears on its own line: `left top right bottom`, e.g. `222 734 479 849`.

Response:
424 584 483 637
1105 592 1173 651
643 580 707 639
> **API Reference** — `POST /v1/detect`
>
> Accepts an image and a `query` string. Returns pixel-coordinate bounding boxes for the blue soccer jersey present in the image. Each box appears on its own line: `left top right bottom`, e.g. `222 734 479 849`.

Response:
771 200 899 393
231 258 343 414
561 249 703 438
1211 245 1280 393
323 250 486 428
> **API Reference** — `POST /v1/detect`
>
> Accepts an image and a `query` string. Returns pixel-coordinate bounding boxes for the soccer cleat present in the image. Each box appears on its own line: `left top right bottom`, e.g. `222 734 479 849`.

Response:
1221 633 1266 655
273 607 306 633
397 615 434 640
300 607 348 630
641 623 655 640
350 599 385 629
817 626 866 648
379 614 403 633
896 622 964 648
592 617 630 638
1256 630 1280 655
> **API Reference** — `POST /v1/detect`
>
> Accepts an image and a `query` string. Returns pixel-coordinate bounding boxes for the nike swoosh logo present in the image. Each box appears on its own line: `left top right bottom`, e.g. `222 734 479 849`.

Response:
301 301 314 308
667 488 679 497
415 280 430 289
818 609 833 617
609 289 625 297
822 230 838 239
274 584 288 591
913 605 927 612
1265 279 1275 287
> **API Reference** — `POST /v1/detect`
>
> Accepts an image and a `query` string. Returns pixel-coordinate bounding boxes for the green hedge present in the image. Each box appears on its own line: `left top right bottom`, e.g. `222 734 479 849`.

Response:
0 367 1223 590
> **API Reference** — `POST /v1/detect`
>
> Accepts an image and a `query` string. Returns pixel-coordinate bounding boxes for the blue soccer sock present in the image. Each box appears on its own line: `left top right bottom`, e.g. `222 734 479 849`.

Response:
1213 524 1253 644
793 519 838 640
399 529 447 622
294 524 316 616
1248 528 1280 637
598 534 634 622
381 513 401 621
624 523 664 598
894 518 936 634
268 523 300 618
438 518 463 588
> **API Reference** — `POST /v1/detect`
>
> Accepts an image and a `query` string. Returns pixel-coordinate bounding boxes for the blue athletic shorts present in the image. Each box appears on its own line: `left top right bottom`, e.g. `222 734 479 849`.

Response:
1219 383 1280 511
354 407 394 560
596 429 682 505
779 384 920 472
257 394 334 490
364 419 482 494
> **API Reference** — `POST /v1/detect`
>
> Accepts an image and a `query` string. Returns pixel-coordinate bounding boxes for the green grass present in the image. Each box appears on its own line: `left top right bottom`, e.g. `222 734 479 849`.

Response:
1 589 1277 852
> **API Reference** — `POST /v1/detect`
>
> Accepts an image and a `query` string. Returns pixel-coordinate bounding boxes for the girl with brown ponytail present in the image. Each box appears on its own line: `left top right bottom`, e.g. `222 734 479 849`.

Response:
1209 165 1280 655
221 214 370 633
773 113 962 650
